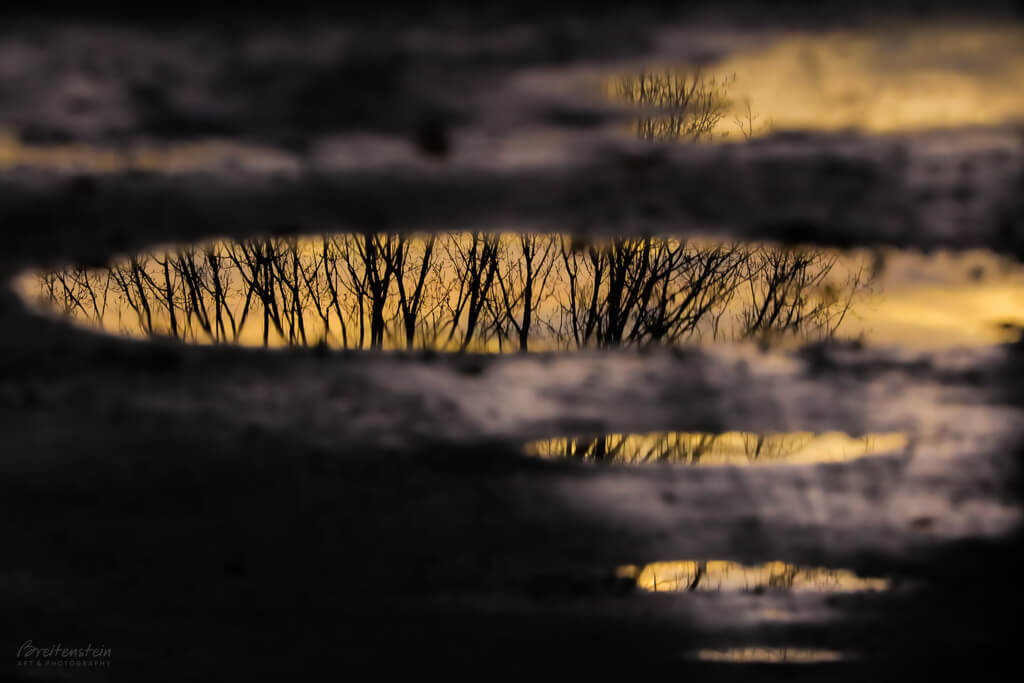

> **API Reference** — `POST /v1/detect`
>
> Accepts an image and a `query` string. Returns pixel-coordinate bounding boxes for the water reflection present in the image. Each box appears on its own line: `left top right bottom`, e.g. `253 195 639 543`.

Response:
695 648 847 663
3 26 1022 177
611 25 1024 139
17 234 870 352
18 235 1024 350
613 70 746 142
525 431 908 465
619 560 889 594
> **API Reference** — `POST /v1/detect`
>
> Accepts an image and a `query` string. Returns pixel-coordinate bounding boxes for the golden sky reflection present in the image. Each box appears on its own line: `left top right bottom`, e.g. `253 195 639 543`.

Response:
14 234 1024 352
524 431 908 466
1 25 1019 174
694 648 847 663
627 561 879 663
611 24 1024 139
715 25 1024 135
0 129 298 174
619 560 889 594
14 233 868 352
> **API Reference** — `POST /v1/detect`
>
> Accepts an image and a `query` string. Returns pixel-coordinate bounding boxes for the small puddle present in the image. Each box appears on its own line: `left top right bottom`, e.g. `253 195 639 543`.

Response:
693 648 848 663
1 25 1021 177
618 560 889 593
13 234 1024 352
635 561 885 666
630 560 884 665
525 431 908 466
608 24 1024 141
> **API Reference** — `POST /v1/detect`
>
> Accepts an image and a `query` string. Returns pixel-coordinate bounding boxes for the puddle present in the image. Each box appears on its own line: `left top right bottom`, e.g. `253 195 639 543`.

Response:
609 24 1024 141
618 561 889 594
634 560 884 666
10 27 1024 352
3 24 1021 175
525 431 907 466
14 234 1024 352
0 130 299 174
693 648 848 663
1 18 1017 677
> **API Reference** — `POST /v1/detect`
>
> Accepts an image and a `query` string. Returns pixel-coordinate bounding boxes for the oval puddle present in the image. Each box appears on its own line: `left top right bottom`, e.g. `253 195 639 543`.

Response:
13 235 1024 351
618 560 889 594
608 25 1024 141
693 648 848 663
525 431 908 466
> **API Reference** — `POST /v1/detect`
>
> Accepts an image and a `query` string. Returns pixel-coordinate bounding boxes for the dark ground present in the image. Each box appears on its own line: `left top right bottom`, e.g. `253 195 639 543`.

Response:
1 2 1023 680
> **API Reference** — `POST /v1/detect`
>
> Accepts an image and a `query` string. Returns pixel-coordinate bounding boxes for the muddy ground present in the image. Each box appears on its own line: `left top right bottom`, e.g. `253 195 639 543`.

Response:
1 2 1024 680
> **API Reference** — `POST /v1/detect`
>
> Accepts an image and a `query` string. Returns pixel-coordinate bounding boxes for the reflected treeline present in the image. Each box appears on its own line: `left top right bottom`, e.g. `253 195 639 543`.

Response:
623 560 889 594
613 69 772 142
614 70 735 142
25 234 871 352
525 431 908 465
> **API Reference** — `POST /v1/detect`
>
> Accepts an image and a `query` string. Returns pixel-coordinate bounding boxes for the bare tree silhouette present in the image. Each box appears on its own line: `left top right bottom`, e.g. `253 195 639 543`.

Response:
110 256 157 336
489 235 558 352
731 97 774 140
557 237 741 348
615 69 736 142
32 232 873 355
31 70 870 358
635 561 880 594
443 232 501 351
226 239 286 347
740 246 869 344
